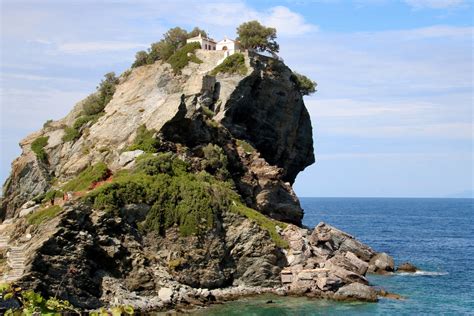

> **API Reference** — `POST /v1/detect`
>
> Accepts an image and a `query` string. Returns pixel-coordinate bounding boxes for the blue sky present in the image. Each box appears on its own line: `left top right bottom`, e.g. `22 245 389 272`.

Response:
0 0 472 197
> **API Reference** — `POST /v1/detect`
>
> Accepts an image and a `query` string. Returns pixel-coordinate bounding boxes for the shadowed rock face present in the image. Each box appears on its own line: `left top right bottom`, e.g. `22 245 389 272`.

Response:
221 56 315 184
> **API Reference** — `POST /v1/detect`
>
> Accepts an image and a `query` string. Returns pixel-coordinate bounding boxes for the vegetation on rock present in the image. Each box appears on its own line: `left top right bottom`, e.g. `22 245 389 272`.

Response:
132 26 208 68
62 162 110 192
63 73 118 143
236 139 255 154
210 53 247 76
201 144 230 180
0 284 79 315
291 72 317 96
27 205 62 225
231 203 288 249
42 189 64 203
237 20 279 53
84 151 288 247
62 126 81 142
31 136 49 163
127 125 160 153
167 42 203 74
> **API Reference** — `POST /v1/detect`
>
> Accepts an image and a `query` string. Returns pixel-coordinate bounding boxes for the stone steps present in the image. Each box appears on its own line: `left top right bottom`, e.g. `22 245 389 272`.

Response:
1 238 27 283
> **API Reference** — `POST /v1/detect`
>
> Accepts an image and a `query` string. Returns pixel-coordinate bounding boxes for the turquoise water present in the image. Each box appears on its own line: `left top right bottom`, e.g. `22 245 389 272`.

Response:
200 198 474 315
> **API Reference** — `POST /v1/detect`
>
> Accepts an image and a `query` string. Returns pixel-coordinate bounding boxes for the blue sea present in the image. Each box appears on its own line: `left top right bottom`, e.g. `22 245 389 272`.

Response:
201 197 474 315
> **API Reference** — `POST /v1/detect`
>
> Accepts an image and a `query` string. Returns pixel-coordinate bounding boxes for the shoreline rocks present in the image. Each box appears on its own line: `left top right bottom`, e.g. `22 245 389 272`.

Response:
397 262 418 273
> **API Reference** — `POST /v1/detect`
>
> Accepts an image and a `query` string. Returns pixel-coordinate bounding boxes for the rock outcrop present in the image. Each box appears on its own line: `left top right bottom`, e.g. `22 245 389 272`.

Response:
0 48 398 312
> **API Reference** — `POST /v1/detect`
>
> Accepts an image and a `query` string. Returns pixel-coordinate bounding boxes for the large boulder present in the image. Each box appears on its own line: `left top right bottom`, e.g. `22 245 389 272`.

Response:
397 262 418 273
335 283 378 302
368 252 395 274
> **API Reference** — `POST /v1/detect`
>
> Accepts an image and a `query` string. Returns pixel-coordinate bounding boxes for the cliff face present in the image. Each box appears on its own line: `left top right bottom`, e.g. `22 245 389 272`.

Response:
0 49 317 309
0 49 398 311
1 51 314 225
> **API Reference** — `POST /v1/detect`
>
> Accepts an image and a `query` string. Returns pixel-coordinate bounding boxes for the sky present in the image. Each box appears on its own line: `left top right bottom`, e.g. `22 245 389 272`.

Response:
0 0 472 198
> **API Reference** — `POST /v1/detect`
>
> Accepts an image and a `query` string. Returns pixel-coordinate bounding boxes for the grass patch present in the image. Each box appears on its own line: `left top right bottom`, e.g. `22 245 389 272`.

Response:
167 42 202 74
236 139 255 154
127 125 160 153
230 204 288 249
62 162 110 192
210 53 247 76
27 205 62 226
31 136 49 163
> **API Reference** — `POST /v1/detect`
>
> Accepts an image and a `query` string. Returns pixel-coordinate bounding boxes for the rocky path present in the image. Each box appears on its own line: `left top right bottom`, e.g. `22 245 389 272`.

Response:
0 236 26 283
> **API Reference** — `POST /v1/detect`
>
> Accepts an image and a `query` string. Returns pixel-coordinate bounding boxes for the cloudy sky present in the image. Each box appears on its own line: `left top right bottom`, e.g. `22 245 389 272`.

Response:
0 0 472 197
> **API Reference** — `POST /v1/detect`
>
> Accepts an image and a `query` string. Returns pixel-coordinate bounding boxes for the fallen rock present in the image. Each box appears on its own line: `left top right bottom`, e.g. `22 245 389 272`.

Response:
158 287 174 304
118 150 144 167
335 283 378 302
18 205 40 218
368 252 394 274
397 262 417 273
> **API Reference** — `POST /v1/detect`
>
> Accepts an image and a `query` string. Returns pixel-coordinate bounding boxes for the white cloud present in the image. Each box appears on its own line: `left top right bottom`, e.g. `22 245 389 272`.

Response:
404 0 465 9
1 73 85 82
261 6 318 35
57 41 147 54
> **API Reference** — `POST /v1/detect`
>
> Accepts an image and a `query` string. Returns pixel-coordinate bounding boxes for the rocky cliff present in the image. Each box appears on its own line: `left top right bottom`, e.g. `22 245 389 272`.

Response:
0 49 400 312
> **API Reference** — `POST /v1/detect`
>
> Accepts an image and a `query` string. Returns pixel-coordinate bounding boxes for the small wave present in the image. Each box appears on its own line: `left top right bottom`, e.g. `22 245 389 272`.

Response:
397 271 448 276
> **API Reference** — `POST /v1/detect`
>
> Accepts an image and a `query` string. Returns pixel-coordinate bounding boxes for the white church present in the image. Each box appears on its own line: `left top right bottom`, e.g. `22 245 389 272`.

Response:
186 33 241 55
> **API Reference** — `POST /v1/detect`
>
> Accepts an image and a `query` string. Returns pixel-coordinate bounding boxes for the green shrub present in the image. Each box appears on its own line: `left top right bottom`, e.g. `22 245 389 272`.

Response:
210 53 247 76
43 189 63 202
1 285 79 315
128 125 160 153
82 94 103 116
85 153 235 237
73 113 102 130
236 139 255 154
27 205 62 225
135 153 189 176
132 50 149 68
167 42 202 74
62 162 110 192
43 119 53 129
82 72 119 116
31 136 49 163
201 144 229 179
291 72 317 96
62 127 80 142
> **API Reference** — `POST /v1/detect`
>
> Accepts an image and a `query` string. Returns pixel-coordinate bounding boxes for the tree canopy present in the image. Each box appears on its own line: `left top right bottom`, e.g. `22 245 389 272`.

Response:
292 72 317 96
132 26 209 68
236 20 279 53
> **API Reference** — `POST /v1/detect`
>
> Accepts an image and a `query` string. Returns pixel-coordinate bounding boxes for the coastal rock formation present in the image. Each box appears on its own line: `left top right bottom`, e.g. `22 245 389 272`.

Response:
0 47 397 312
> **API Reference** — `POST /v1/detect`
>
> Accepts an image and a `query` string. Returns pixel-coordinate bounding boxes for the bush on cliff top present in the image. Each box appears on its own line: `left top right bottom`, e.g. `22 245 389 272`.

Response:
291 72 317 96
167 42 203 74
210 53 247 76
62 162 110 192
62 73 118 143
31 136 49 163
132 26 208 68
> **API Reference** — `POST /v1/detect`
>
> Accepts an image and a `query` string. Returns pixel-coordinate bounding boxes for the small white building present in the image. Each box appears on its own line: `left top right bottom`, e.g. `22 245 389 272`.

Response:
186 33 216 50
216 36 240 55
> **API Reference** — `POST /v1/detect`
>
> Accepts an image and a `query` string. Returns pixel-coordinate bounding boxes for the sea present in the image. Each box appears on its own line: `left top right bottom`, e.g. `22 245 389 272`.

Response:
199 197 474 315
